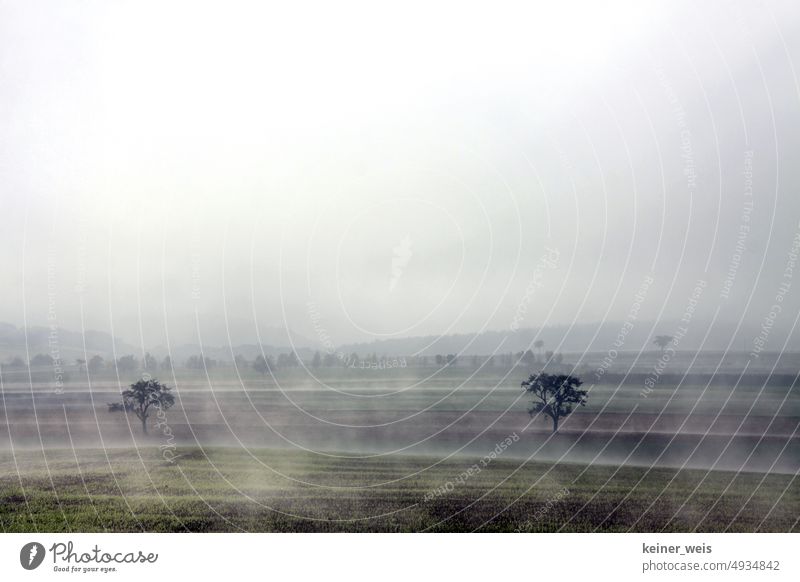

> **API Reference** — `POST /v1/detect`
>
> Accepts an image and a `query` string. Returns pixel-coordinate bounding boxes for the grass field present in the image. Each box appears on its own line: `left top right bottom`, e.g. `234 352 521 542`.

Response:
1 446 796 532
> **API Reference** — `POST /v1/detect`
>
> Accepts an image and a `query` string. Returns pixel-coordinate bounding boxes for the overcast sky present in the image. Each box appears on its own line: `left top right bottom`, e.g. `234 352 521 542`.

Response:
2 0 800 351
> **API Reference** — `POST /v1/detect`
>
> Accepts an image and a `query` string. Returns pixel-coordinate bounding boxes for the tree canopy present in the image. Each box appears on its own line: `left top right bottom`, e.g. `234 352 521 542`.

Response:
120 378 175 434
522 373 587 433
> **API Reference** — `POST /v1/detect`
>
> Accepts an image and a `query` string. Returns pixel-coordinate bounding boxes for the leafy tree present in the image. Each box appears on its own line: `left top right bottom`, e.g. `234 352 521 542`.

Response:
534 339 545 358
522 349 536 365
143 352 158 372
545 350 554 362
75 358 86 372
7 356 25 369
116 355 138 372
120 378 175 434
234 354 249 369
253 354 272 374
30 353 53 367
653 335 674 352
160 355 172 372
185 355 215 369
88 355 104 373
435 354 444 365
277 352 299 368
445 354 457 365
522 373 587 434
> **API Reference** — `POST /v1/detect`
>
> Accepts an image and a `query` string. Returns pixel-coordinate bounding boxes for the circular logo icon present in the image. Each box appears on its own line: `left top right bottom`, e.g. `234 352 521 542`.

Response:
20 542 46 570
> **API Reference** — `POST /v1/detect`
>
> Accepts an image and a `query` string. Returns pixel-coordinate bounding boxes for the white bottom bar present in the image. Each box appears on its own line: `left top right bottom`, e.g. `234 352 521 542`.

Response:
0 533 796 581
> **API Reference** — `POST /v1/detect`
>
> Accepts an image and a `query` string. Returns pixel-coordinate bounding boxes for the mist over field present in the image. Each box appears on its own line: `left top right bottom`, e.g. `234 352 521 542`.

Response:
1 0 799 533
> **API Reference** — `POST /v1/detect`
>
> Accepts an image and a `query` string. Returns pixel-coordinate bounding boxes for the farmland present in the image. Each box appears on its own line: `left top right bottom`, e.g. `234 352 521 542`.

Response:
0 356 798 532
0 446 797 532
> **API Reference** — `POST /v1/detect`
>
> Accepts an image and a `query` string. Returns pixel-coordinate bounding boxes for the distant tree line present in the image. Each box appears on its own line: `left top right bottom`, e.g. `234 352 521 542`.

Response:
3 347 572 376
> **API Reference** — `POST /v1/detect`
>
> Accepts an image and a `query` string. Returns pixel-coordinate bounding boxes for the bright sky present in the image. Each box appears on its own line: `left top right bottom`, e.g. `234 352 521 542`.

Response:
2 0 799 348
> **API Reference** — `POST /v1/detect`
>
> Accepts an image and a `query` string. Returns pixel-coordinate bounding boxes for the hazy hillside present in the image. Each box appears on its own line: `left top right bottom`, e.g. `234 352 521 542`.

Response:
337 319 800 357
0 322 137 361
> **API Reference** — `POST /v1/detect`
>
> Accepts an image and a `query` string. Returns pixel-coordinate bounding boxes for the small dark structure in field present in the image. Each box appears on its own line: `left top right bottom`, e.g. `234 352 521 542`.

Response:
522 372 587 433
108 378 175 434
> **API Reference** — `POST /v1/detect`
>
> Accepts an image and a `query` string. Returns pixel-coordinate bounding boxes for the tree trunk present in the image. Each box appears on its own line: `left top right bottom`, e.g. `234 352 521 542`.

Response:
141 416 148 434
552 415 559 434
